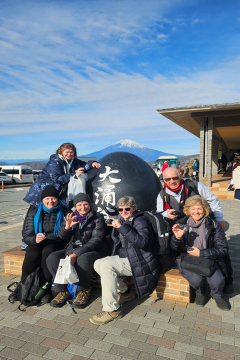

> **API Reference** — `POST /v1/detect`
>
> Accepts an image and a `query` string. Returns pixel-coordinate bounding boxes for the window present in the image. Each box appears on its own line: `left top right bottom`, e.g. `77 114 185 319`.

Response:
22 169 33 174
2 169 19 174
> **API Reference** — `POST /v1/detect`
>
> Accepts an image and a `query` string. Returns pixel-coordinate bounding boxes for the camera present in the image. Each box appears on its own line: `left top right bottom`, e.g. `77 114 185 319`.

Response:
172 211 178 216
73 217 79 222
178 224 185 230
105 219 113 225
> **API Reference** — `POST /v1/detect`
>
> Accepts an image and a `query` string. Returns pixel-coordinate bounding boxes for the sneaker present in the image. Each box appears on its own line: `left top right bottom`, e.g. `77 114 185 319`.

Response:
50 291 72 307
118 289 135 305
214 298 230 311
72 289 91 308
89 309 122 325
21 242 28 251
195 294 206 307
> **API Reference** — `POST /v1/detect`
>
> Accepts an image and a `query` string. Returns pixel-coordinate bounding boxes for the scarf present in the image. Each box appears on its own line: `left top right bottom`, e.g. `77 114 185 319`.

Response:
34 202 64 236
58 154 74 174
188 216 206 250
74 209 88 224
163 180 188 211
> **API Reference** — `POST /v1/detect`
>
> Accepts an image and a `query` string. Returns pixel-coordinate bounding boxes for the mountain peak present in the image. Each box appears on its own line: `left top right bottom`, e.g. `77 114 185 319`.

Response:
114 139 146 149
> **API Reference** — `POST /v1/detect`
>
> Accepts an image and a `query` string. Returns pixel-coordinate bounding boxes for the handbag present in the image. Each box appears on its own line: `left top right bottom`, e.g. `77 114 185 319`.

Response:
180 225 217 277
180 253 218 277
68 175 86 201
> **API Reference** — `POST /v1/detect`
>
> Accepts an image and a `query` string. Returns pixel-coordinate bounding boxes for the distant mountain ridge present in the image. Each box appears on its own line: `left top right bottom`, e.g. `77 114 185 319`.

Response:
0 139 183 166
81 139 181 161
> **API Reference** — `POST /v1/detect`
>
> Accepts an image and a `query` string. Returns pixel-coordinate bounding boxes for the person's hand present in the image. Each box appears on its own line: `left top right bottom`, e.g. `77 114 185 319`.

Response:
172 224 186 240
64 213 79 230
69 253 78 265
187 246 200 257
219 221 225 229
35 233 46 243
92 162 101 169
107 218 121 229
167 209 178 220
76 167 85 177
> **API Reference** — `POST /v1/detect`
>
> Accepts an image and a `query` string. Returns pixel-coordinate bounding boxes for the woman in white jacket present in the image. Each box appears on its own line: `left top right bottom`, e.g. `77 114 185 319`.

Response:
233 160 240 200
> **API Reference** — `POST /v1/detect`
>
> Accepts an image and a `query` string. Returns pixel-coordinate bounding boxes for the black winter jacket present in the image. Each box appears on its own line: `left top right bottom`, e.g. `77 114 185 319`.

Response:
23 204 71 246
112 212 160 299
170 216 228 272
58 211 108 257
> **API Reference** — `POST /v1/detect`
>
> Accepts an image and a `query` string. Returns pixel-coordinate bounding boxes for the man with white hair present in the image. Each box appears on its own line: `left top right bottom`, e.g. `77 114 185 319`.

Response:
156 167 233 294
157 167 225 228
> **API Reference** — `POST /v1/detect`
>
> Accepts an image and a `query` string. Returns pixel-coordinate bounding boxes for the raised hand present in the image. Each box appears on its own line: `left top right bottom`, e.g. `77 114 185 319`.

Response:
172 224 186 240
107 218 121 229
92 162 101 169
64 213 79 230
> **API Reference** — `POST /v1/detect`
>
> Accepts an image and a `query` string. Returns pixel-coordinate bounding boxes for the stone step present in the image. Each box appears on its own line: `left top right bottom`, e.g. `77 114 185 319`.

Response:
2 246 192 304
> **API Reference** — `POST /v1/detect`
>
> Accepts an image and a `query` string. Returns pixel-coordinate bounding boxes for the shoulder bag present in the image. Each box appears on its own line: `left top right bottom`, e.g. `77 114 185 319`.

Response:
180 226 218 277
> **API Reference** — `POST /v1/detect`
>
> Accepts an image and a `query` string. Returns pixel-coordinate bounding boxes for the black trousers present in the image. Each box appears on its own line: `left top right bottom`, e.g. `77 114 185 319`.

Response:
46 249 107 292
21 241 66 282
177 258 225 299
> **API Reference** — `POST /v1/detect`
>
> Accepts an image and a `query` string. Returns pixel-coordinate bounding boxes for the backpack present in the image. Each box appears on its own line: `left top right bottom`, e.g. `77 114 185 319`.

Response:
67 282 79 300
129 211 171 255
7 267 47 311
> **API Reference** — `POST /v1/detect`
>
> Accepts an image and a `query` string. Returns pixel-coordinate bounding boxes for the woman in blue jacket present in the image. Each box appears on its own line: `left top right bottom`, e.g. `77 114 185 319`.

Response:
24 142 101 207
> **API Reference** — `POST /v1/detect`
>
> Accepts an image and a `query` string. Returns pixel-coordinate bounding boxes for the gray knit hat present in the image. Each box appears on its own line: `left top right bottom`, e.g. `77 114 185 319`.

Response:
73 193 91 207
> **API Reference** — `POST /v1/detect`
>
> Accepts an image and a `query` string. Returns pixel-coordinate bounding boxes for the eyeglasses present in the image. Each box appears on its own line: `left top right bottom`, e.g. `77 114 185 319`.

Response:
164 177 179 182
118 207 131 212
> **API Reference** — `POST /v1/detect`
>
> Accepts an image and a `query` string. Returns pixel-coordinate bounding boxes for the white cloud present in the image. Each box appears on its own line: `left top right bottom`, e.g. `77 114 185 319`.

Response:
0 0 239 159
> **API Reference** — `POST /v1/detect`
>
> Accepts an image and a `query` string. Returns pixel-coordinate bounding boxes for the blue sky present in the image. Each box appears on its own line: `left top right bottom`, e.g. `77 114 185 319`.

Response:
1 0 240 159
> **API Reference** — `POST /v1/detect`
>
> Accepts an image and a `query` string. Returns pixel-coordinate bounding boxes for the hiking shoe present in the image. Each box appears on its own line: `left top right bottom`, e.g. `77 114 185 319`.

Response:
50 291 72 307
72 289 91 308
89 309 122 325
214 298 230 311
195 294 206 307
118 289 135 305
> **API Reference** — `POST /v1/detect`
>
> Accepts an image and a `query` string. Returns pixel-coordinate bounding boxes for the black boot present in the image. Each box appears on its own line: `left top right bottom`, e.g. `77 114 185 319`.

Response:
223 276 234 294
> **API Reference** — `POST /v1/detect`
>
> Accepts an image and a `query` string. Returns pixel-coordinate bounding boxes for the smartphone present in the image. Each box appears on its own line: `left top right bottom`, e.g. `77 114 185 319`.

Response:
185 245 193 251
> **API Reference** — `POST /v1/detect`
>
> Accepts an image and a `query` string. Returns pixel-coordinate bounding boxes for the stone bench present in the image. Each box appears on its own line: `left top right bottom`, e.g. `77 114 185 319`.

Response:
1 246 192 303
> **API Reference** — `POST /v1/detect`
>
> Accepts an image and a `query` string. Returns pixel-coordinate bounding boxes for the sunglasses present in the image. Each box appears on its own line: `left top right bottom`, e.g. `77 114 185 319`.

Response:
117 207 131 212
164 176 179 182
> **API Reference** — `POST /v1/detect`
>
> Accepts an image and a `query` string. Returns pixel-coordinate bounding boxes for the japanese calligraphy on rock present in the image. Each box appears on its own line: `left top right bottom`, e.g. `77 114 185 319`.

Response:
86 151 162 217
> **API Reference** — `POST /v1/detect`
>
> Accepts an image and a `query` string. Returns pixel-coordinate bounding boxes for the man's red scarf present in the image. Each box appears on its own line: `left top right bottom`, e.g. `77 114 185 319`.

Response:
163 179 188 211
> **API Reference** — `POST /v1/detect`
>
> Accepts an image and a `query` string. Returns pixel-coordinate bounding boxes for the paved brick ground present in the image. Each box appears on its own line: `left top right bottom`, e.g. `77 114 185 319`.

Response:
0 199 239 359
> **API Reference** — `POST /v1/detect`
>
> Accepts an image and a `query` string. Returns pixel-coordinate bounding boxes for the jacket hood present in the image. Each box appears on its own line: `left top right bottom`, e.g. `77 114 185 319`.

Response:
49 154 59 161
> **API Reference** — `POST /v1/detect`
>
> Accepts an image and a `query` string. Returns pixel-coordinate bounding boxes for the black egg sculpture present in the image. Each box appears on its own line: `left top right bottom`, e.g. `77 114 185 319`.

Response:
86 151 162 217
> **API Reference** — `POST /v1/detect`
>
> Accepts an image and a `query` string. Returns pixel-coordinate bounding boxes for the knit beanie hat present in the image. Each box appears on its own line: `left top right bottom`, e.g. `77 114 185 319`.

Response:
73 193 91 207
41 185 60 200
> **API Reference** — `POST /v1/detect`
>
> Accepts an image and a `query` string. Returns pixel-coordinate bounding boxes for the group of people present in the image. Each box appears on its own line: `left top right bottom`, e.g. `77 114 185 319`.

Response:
161 159 199 181
19 142 232 326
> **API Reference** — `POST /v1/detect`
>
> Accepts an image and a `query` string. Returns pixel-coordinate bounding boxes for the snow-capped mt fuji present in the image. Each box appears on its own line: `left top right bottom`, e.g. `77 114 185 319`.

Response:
114 139 146 149
81 139 181 161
